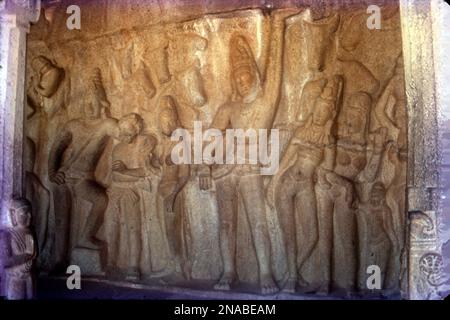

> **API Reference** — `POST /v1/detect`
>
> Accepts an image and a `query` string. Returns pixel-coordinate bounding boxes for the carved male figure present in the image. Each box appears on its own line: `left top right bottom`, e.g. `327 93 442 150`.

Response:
0 199 36 300
210 10 295 294
48 72 118 263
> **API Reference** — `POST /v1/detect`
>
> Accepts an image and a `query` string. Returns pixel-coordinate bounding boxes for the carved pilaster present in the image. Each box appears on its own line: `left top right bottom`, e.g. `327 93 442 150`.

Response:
0 0 40 224
407 211 443 300
0 0 40 300
399 0 444 300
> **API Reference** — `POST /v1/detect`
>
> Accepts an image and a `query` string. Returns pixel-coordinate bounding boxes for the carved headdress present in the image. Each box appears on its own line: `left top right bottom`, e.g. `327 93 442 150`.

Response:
229 34 261 101
31 56 52 73
315 75 343 114
1 198 31 228
230 35 258 75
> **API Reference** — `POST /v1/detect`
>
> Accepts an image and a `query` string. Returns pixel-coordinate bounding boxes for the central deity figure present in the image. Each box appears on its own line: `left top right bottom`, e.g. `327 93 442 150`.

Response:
210 10 296 294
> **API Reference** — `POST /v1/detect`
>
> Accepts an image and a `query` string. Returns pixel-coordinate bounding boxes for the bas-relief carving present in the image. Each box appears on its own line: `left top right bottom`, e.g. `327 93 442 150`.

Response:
26 55 70 269
24 4 407 297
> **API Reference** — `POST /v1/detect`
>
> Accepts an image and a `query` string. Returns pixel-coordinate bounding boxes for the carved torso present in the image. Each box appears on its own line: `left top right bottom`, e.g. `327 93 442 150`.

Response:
60 118 117 175
7 229 34 278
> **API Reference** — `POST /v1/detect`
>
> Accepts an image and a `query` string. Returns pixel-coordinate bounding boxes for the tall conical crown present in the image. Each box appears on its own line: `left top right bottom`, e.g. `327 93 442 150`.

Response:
229 34 258 75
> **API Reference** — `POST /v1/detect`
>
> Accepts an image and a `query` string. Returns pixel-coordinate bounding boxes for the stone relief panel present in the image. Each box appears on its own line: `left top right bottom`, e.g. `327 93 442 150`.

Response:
24 1 407 297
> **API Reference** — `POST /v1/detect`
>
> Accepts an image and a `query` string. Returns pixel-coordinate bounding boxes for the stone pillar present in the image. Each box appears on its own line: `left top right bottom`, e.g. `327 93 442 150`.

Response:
0 0 40 224
399 0 445 300
0 0 40 298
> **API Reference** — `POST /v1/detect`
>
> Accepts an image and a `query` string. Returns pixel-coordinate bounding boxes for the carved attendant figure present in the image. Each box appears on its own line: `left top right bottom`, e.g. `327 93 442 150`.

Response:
106 113 157 280
357 182 399 291
374 55 407 153
373 55 408 291
0 199 36 300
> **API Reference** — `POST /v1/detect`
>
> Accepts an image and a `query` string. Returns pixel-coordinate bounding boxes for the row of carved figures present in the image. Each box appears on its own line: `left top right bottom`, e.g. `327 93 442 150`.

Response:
0 9 407 299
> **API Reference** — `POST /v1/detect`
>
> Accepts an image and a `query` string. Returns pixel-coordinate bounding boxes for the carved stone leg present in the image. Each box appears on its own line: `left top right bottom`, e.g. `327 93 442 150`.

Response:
73 180 108 249
373 241 390 290
4 274 34 300
238 174 278 295
315 186 334 294
66 180 107 276
52 184 72 271
333 190 357 292
214 175 238 291
105 192 120 273
25 172 50 263
385 183 406 291
122 191 142 280
295 181 319 287
275 175 300 292
6 277 26 300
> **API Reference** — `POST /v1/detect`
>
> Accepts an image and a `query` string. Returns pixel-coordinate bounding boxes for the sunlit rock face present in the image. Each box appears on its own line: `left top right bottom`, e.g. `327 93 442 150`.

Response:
24 0 407 297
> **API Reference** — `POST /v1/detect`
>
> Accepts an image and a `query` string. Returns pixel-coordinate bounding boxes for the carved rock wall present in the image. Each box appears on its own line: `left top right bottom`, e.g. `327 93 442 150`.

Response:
25 0 407 297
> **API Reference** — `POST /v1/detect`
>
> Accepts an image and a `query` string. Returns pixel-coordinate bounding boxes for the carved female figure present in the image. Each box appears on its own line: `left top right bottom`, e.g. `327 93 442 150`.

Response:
373 55 408 291
267 75 343 292
316 92 385 294
157 96 190 276
105 113 158 280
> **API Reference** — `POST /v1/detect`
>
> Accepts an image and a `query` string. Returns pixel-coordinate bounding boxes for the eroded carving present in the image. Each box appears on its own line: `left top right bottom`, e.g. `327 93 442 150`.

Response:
24 3 408 298
103 113 158 280
47 69 117 269
210 10 297 294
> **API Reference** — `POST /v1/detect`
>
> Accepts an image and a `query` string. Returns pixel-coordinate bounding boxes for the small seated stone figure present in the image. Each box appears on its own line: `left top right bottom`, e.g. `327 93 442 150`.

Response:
0 199 36 300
